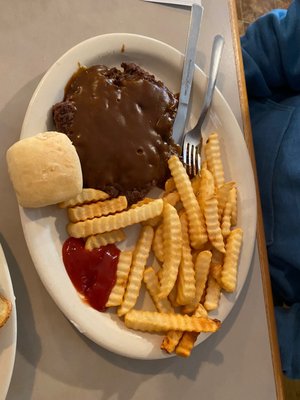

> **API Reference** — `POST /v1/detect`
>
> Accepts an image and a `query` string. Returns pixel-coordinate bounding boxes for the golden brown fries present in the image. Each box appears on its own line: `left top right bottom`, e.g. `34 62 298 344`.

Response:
143 267 173 313
204 132 225 189
210 263 223 286
61 130 244 358
85 229 125 250
152 223 164 263
221 228 243 292
176 331 199 357
221 200 232 238
191 175 201 195
124 310 221 333
59 188 110 208
229 186 238 226
158 202 182 299
68 196 127 222
204 275 222 311
144 267 184 354
131 198 161 227
203 196 225 253
118 226 154 316
67 199 163 238
164 177 176 194
183 250 212 314
168 155 207 249
176 212 196 305
211 247 224 267
161 293 208 355
198 164 215 211
167 281 180 308
130 197 154 208
216 181 235 221
106 251 133 307
161 330 184 353
175 304 208 357
163 191 181 207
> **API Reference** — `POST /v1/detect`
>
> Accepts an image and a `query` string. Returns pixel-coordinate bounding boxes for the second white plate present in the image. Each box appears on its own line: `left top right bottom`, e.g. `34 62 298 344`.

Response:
0 244 17 398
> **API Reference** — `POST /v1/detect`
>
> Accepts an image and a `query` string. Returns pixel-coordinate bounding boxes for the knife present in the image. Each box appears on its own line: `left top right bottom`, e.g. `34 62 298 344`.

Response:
172 3 203 144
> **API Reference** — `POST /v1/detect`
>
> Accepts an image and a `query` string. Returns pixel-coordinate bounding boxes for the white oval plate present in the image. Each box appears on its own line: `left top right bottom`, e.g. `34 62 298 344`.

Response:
20 33 257 359
0 244 17 398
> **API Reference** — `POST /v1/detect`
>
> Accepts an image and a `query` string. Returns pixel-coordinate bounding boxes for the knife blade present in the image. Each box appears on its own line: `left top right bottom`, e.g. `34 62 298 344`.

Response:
172 3 203 144
144 1 202 6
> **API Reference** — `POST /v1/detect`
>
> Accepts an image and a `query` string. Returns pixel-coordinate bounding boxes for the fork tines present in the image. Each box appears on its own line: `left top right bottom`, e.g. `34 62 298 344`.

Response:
182 141 201 177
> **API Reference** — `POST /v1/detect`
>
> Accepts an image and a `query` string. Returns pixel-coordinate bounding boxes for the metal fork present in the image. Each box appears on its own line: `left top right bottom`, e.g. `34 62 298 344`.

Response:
182 34 225 176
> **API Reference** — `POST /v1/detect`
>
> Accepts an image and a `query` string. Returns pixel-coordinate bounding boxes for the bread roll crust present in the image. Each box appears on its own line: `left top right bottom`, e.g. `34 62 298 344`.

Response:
6 131 83 208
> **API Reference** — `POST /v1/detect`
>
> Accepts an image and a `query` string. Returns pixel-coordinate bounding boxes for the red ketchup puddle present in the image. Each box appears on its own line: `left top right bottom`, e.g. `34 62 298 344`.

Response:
62 237 120 311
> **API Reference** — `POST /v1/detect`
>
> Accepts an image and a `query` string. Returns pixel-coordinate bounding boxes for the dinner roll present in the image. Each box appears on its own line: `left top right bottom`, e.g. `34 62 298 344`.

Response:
6 131 83 208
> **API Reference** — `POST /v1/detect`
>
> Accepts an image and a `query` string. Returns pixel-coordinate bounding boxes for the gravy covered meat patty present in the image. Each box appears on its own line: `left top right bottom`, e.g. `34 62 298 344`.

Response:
53 63 179 204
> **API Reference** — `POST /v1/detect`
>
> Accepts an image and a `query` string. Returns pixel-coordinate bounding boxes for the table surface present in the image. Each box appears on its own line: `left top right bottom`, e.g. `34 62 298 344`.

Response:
0 0 279 399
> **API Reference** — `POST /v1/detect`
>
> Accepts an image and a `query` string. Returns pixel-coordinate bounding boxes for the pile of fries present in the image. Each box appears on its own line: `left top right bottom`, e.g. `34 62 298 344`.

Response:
60 132 243 357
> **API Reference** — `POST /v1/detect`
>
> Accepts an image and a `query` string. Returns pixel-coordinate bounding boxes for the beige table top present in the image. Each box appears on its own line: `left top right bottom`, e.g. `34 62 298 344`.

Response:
0 0 282 398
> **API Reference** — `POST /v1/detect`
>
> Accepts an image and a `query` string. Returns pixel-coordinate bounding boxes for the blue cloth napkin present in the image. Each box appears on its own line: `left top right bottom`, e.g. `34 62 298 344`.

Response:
241 0 300 379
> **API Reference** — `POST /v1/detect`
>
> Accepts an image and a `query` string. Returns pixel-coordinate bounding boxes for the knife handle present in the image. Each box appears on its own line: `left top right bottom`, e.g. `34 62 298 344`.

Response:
179 3 203 105
172 3 203 144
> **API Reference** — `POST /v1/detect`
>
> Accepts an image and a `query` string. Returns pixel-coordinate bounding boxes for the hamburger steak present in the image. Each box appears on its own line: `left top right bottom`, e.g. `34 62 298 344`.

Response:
53 63 180 204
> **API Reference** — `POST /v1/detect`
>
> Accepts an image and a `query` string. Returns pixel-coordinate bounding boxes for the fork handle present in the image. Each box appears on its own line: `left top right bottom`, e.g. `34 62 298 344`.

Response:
196 34 224 131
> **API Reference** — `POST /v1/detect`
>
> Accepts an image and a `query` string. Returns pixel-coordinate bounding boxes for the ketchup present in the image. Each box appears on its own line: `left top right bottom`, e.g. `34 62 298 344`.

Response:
62 237 120 311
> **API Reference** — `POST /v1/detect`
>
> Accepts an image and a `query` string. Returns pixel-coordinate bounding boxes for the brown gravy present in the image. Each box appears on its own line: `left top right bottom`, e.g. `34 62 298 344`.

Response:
53 63 179 203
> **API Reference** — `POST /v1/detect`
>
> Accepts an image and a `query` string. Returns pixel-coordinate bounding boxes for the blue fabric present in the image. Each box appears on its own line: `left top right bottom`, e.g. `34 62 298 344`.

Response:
241 0 300 379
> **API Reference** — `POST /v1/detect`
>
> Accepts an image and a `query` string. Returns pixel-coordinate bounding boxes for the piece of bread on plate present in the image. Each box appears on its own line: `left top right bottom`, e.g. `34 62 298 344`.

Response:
6 131 83 208
0 294 11 328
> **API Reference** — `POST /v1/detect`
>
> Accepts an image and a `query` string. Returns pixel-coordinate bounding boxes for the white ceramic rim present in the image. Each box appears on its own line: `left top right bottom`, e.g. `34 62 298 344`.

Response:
0 245 17 398
19 33 257 359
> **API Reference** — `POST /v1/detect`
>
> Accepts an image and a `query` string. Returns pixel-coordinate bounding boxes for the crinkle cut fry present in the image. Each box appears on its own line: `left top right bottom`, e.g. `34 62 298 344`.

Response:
152 223 164 263
164 177 176 193
204 275 222 311
161 330 184 354
198 164 215 211
204 132 225 189
158 202 182 299
85 229 125 250
176 211 196 305
216 181 235 221
125 310 221 333
143 267 183 353
67 199 163 238
68 196 128 222
167 280 180 308
130 197 160 227
229 186 238 226
221 200 232 238
183 250 212 314
131 198 154 208
210 263 222 286
175 304 208 357
163 191 180 207
59 188 109 208
106 251 133 307
118 225 154 316
168 155 207 249
143 267 173 313
204 196 225 253
221 228 243 292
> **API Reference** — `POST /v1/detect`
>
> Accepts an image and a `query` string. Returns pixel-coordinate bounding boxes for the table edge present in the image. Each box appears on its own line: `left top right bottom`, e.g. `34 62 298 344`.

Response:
228 1 285 398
